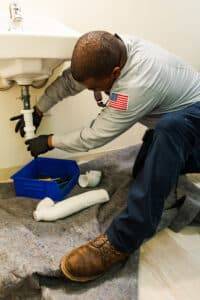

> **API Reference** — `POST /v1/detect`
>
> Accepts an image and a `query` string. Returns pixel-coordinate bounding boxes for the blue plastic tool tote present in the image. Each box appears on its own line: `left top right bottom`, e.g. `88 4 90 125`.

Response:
11 157 80 201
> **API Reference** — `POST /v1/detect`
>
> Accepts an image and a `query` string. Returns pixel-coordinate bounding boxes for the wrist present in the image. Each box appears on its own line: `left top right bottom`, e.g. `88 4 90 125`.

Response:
48 134 54 149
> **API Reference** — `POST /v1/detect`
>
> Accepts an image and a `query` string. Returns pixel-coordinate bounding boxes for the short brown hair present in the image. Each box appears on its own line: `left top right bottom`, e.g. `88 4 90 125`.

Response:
71 31 121 82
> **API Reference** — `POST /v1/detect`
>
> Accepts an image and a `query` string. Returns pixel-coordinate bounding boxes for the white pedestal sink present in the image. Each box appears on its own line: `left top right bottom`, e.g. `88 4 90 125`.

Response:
0 12 81 140
0 14 80 85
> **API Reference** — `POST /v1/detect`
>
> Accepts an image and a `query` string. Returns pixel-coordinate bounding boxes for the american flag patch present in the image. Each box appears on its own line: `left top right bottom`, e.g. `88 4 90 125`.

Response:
107 92 129 111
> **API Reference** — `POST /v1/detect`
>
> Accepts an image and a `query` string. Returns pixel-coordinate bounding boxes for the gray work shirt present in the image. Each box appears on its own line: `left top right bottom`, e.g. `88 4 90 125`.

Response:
37 34 200 154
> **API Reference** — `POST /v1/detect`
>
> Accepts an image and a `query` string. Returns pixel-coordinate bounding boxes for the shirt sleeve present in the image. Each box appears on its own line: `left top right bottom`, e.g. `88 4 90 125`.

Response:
36 67 85 113
52 90 159 154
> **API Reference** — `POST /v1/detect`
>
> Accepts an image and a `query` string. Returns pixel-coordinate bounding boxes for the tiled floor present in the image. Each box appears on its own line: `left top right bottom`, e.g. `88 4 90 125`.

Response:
139 226 200 300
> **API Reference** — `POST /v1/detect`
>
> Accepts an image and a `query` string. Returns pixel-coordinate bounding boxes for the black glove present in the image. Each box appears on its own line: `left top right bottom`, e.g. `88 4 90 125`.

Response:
10 106 43 137
25 135 54 158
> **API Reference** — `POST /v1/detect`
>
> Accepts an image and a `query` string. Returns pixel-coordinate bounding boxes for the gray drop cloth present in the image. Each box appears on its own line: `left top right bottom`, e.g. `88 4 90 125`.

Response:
0 145 200 300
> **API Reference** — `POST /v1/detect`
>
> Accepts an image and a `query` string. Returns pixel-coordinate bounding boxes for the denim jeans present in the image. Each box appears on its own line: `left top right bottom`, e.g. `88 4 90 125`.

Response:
106 102 200 253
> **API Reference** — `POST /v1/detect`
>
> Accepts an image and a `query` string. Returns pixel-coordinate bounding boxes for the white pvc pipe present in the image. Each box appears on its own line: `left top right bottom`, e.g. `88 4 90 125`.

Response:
78 170 102 188
33 189 110 222
21 109 35 140
36 197 54 211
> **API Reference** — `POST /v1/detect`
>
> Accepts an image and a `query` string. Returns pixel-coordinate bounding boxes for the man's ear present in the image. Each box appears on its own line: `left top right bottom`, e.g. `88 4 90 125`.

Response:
112 66 121 79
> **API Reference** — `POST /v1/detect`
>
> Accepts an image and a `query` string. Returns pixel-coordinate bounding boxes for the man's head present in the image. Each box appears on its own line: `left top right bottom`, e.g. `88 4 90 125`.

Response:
71 31 127 92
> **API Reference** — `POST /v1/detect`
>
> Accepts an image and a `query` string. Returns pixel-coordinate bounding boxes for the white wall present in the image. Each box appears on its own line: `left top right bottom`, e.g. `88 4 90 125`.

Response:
1 0 200 169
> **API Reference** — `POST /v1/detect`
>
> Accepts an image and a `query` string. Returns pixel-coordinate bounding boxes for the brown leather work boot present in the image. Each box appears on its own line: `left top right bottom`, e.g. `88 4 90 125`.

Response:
60 234 129 282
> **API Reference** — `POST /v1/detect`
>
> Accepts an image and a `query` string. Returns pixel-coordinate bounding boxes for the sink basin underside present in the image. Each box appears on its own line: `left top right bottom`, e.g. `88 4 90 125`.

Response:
0 15 80 85
0 58 64 85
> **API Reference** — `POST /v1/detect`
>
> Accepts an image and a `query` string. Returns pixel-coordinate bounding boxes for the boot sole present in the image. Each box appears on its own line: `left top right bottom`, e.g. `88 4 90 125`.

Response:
60 254 104 282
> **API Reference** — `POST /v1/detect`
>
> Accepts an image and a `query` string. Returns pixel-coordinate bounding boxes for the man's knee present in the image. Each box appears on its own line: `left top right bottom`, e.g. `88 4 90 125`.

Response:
155 114 185 133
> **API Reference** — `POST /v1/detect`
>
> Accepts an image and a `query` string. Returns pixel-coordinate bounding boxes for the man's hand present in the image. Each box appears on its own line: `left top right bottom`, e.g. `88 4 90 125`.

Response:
10 106 43 137
25 135 54 158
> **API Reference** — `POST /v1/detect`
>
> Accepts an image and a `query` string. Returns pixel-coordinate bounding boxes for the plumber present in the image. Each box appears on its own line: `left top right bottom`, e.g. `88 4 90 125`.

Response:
11 31 200 282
